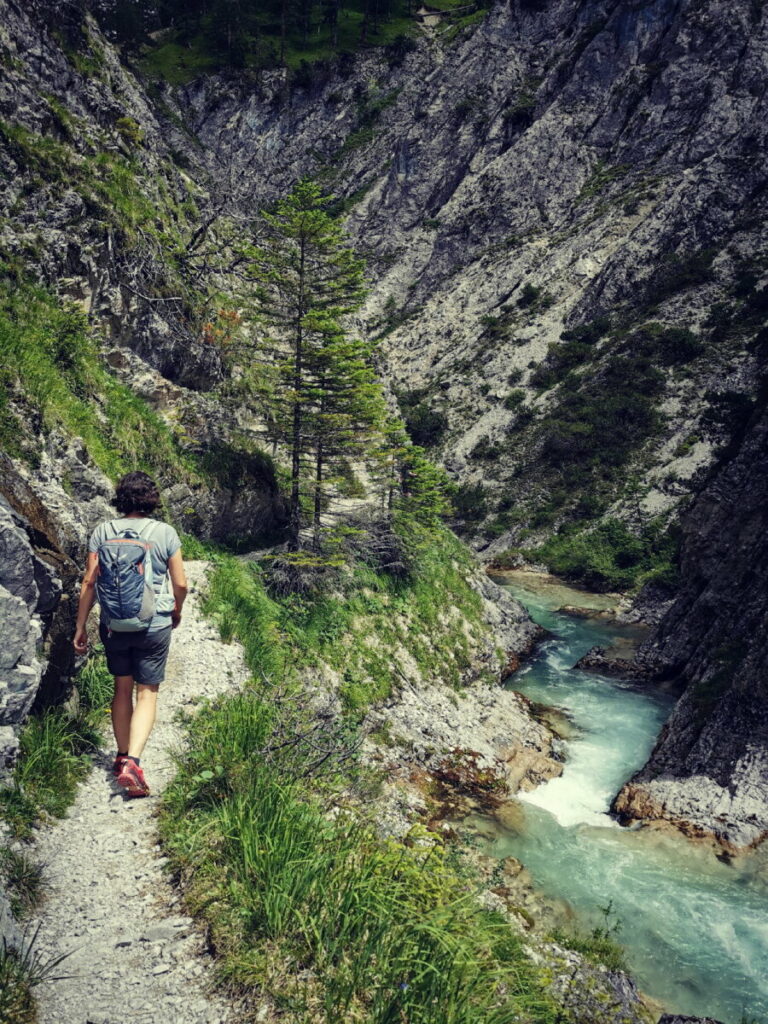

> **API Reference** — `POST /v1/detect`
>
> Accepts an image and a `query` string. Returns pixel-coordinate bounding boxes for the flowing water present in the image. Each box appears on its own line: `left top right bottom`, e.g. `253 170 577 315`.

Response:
473 571 768 1023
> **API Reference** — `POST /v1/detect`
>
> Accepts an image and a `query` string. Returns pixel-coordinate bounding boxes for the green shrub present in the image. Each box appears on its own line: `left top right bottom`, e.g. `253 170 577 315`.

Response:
403 402 449 448
451 482 489 522
644 248 718 307
560 316 610 345
517 282 542 308
503 389 526 410
539 342 664 478
469 436 502 460
532 517 679 592
115 116 144 146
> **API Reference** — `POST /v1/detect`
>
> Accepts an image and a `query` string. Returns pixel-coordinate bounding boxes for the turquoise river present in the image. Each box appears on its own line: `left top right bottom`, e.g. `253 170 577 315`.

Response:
475 571 768 1023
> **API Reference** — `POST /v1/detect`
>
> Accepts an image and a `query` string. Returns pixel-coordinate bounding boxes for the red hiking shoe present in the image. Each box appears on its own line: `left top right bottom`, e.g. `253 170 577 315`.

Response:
117 760 150 798
113 755 129 776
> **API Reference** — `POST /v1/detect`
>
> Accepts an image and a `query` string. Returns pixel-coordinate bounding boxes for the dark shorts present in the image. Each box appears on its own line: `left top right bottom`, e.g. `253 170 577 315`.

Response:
99 623 172 686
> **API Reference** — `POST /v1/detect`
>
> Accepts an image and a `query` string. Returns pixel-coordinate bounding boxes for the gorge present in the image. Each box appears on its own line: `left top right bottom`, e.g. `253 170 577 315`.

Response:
0 0 766 1021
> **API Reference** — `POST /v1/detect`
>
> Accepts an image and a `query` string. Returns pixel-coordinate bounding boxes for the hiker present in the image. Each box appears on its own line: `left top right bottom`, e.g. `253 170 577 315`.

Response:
72 471 188 797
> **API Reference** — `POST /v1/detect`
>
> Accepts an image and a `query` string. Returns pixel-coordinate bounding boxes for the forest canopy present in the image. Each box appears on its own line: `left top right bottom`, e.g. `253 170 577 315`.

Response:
92 0 488 76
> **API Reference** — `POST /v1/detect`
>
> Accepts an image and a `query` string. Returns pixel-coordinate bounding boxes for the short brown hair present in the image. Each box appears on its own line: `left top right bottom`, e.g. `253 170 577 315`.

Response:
113 472 161 515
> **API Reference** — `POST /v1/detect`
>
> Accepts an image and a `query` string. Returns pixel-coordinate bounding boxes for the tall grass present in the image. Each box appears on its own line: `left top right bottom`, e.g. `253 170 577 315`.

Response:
0 925 73 1024
0 847 45 919
160 691 557 1023
203 524 491 717
0 277 196 481
0 708 101 840
0 650 111 839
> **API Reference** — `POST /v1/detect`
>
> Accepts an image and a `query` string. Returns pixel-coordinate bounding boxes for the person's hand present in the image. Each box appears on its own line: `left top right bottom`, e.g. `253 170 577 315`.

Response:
73 626 88 655
171 610 182 629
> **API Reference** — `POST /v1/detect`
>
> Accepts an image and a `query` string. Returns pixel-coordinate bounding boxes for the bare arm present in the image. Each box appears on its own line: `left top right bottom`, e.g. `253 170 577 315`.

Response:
168 549 188 628
73 551 99 654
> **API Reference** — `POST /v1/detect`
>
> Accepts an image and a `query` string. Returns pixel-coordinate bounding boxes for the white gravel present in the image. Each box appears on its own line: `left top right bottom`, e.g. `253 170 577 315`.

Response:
27 562 251 1024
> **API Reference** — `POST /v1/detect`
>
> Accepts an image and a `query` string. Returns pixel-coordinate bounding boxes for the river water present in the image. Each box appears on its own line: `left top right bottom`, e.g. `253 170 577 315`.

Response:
474 571 768 1023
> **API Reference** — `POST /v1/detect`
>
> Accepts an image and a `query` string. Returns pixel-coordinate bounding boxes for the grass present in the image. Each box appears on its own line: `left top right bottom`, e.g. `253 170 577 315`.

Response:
160 688 559 1023
0 276 198 482
0 708 101 840
0 848 45 920
552 902 627 973
0 650 112 840
0 924 73 1024
0 943 37 1024
203 523 492 718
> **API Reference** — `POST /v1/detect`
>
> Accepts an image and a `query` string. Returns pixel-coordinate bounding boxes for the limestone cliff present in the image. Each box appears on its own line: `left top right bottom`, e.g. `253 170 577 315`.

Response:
177 0 768 558
613 368 768 850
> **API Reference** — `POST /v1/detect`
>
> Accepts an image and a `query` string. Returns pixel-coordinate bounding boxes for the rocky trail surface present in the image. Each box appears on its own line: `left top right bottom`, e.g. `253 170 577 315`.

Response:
28 562 248 1024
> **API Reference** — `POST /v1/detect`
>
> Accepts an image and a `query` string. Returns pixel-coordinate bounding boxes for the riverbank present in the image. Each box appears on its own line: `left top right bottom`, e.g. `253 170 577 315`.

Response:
155 551 655 1024
477 571 768 1024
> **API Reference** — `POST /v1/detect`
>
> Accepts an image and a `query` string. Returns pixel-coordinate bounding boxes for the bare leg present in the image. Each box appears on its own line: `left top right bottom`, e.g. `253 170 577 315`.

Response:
111 675 134 753
127 684 159 759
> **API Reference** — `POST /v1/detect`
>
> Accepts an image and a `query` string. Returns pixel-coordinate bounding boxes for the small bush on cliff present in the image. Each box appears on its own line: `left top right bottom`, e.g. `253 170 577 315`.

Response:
532 517 679 592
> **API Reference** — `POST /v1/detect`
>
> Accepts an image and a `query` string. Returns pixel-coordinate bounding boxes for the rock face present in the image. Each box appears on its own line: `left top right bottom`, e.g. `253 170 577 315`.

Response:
0 455 84 767
613 391 768 850
179 0 768 553
0 498 59 768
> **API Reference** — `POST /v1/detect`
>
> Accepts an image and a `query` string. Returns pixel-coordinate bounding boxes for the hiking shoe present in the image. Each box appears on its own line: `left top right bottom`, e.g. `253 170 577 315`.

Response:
113 755 129 776
116 760 150 798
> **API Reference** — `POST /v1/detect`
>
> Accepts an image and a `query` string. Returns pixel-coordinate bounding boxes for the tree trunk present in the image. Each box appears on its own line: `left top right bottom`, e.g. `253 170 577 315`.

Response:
313 442 324 550
289 238 306 551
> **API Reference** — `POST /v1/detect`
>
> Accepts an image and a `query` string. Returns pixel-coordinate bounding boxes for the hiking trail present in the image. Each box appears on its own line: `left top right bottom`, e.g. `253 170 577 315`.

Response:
28 561 248 1024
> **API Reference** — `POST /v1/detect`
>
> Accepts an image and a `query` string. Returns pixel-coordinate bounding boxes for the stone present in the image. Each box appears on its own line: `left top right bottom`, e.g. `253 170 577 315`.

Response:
0 504 39 610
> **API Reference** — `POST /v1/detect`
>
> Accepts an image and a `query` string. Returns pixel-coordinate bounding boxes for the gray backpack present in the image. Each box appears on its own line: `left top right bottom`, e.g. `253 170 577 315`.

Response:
96 520 173 632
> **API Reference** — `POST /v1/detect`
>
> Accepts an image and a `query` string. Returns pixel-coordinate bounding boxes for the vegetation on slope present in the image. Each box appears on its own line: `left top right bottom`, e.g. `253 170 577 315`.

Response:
97 0 489 83
160 522 558 1022
204 519 494 717
0 651 112 840
0 276 196 480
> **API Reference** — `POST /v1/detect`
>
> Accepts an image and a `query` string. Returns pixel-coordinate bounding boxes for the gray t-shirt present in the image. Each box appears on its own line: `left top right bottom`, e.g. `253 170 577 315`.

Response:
89 517 181 632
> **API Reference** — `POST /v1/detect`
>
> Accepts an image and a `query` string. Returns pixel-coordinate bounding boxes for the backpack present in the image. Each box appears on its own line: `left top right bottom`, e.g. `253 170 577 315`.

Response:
95 520 170 632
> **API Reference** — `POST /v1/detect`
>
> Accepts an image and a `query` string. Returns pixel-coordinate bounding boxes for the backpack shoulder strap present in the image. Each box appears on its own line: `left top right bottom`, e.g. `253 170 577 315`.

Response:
136 518 159 541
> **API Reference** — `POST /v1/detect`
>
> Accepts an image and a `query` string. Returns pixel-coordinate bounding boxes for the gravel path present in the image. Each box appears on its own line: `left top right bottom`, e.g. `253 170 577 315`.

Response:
29 561 248 1024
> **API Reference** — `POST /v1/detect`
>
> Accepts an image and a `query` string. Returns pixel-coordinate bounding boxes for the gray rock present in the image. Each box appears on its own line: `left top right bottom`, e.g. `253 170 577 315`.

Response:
615 404 768 850
0 503 39 610
658 1017 725 1024
0 886 22 953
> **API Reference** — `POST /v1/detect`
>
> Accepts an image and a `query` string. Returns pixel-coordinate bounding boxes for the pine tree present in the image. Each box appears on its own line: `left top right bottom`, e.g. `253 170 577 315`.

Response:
300 310 386 548
243 179 368 550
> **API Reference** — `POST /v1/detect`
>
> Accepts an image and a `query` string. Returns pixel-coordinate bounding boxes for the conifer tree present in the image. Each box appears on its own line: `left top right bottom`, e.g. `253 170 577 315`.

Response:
244 179 369 550
300 310 386 548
